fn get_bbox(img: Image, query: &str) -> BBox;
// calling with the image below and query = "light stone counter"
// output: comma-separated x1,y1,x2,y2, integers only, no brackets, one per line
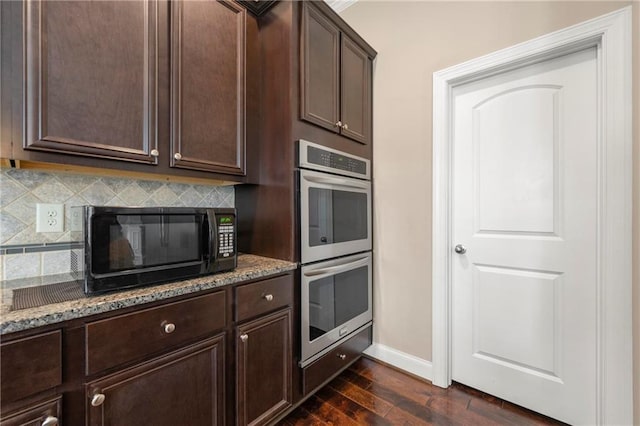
0,254,297,335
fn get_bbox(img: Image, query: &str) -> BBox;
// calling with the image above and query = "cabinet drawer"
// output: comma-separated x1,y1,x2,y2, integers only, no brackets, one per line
235,274,293,322
302,325,371,395
0,396,62,426
0,331,62,406
86,291,226,375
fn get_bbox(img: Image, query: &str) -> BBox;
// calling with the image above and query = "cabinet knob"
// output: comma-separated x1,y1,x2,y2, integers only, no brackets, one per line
335,121,343,128
91,393,106,407
337,353,347,360
263,294,274,302
240,333,249,343
150,149,159,157
174,152,182,161
342,123,349,130
162,321,176,334
42,416,59,426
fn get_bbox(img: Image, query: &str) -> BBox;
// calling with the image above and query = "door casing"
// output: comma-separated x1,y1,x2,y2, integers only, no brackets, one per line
431,7,632,425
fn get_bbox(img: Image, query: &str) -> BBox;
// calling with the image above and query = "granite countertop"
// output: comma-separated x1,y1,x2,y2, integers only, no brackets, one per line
0,254,297,335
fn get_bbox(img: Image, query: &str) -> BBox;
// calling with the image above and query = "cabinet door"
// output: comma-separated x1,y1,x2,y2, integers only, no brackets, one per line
340,35,371,145
236,309,292,426
300,2,340,133
0,397,61,426
23,0,158,163
171,0,246,175
87,336,225,426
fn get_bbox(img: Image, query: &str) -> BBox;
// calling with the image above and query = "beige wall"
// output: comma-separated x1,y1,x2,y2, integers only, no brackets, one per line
340,1,639,422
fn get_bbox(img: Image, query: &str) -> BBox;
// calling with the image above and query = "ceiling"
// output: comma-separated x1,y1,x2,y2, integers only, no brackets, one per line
324,0,358,13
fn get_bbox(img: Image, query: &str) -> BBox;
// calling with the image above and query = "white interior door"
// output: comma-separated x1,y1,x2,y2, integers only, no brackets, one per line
452,47,597,425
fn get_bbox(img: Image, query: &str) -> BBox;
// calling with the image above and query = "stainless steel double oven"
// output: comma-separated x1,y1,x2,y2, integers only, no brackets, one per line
298,140,373,367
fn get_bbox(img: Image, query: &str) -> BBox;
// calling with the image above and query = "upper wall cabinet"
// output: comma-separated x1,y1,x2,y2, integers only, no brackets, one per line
301,1,373,145
1,0,257,182
170,0,246,176
22,0,159,163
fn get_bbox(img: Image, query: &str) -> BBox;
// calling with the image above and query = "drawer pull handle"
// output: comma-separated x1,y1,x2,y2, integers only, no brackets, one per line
150,149,159,157
174,152,182,161
240,333,249,343
337,353,347,360
91,393,106,407
263,294,274,302
42,416,59,426
162,322,176,334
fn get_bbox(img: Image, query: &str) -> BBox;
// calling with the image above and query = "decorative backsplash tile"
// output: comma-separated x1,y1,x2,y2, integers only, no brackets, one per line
0,168,235,281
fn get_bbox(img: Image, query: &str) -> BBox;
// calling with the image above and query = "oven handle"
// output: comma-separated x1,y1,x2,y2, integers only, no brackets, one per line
303,255,370,278
302,173,370,190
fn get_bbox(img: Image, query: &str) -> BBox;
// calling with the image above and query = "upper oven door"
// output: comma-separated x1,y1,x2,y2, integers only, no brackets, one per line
300,169,372,264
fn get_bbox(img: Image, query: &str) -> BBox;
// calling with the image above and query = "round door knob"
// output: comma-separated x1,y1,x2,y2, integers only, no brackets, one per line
150,149,159,157
91,393,106,407
162,322,176,334
454,244,467,254
42,416,59,426
240,333,249,343
174,152,182,161
337,353,346,360
335,121,343,128
342,123,349,130
263,294,274,302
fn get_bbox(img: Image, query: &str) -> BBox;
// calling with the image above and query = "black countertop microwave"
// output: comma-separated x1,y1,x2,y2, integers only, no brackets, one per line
70,206,237,295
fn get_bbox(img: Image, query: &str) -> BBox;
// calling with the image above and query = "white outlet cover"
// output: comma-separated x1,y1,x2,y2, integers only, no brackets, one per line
36,203,65,233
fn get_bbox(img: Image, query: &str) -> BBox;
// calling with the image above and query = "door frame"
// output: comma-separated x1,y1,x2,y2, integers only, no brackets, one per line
431,7,632,425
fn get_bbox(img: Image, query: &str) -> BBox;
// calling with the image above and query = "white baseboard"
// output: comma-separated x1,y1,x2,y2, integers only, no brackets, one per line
363,343,433,381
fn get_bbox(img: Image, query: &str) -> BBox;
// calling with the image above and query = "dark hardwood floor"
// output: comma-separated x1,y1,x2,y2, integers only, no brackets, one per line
279,357,565,425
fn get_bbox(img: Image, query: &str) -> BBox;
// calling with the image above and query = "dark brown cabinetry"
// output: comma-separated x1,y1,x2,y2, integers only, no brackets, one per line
170,0,247,175
0,330,63,426
236,309,292,426
21,0,159,164
1,0,258,182
234,275,294,425
0,397,62,426
86,336,225,426
301,1,372,145
0,272,296,426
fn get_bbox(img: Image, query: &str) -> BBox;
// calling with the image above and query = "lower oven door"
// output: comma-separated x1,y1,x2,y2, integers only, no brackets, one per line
301,252,373,365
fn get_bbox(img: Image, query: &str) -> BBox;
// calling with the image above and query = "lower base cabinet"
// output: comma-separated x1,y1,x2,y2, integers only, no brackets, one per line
0,397,61,426
86,336,225,426
236,308,292,426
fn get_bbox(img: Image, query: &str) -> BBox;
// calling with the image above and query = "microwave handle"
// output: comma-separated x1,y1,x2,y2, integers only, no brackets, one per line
302,174,370,190
206,210,217,271
303,255,370,278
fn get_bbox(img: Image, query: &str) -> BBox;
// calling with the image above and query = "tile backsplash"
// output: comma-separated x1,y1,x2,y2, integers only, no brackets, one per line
0,168,235,281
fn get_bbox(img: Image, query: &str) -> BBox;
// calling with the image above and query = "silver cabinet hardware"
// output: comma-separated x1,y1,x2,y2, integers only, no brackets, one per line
240,334,249,343
42,416,59,426
335,121,343,128
454,244,467,254
162,322,176,334
174,152,182,161
336,353,346,360
263,294,274,302
150,149,159,157
342,123,349,130
91,393,106,407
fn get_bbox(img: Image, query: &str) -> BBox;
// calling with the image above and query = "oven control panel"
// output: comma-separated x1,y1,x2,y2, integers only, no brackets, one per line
299,139,370,180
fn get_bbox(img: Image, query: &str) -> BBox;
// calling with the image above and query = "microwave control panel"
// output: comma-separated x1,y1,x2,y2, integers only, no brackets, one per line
217,215,235,258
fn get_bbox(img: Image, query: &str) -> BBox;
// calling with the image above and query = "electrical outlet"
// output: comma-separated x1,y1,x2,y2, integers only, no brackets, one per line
36,203,65,233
